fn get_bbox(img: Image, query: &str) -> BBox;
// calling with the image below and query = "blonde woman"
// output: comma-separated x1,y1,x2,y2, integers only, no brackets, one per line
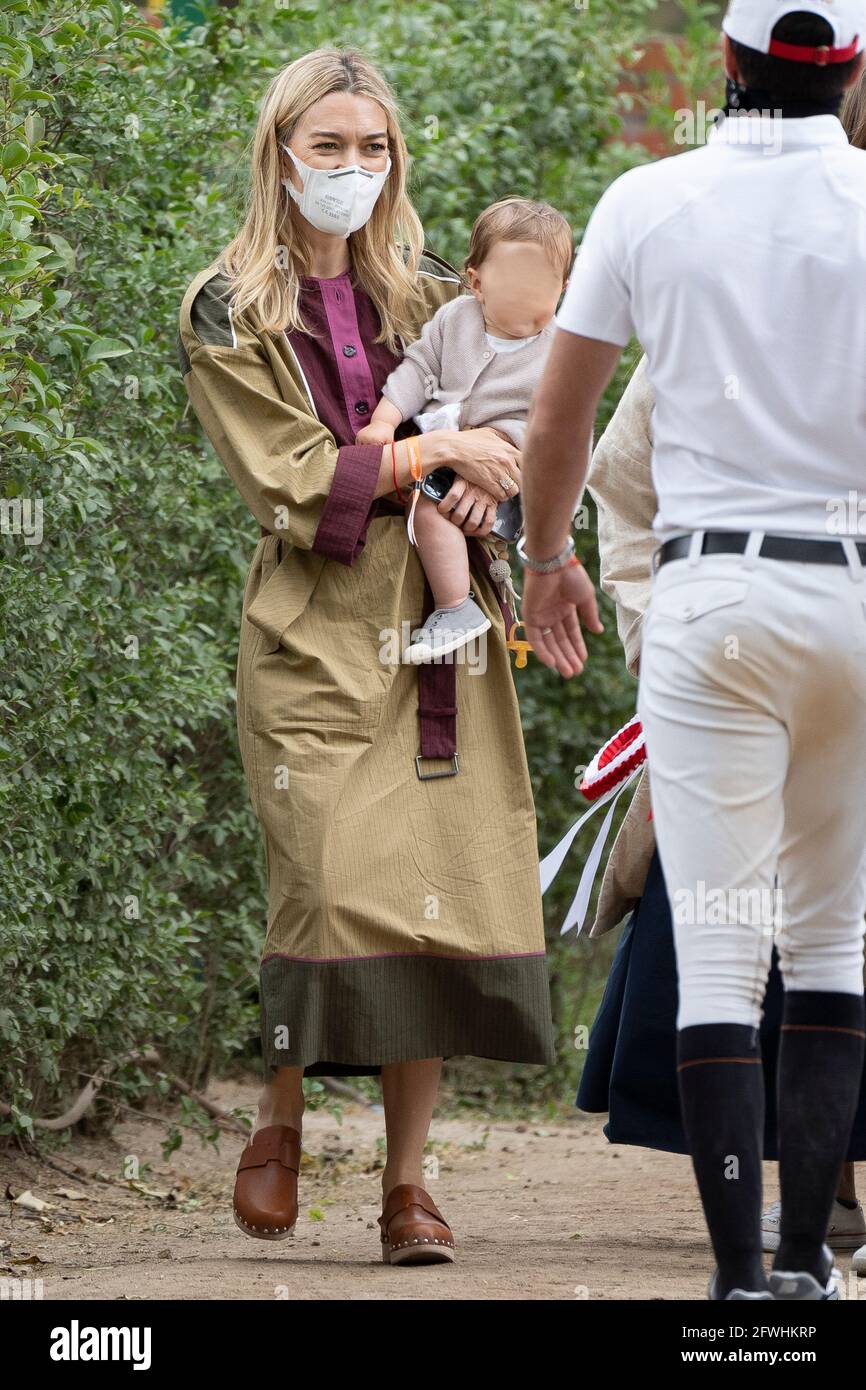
177,47,556,1265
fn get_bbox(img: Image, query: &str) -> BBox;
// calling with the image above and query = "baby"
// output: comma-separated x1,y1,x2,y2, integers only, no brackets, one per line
356,197,573,663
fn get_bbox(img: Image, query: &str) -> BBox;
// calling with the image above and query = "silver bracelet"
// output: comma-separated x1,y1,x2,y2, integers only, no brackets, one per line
515,533,576,573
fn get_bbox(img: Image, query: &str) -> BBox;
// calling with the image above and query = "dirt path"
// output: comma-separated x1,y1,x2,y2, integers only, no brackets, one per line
2,1078,862,1301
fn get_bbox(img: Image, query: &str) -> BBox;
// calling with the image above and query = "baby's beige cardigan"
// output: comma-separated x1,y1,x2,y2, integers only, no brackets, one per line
381,292,556,448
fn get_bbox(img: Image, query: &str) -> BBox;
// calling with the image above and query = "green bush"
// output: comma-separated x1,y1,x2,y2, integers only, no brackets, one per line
0,0,717,1135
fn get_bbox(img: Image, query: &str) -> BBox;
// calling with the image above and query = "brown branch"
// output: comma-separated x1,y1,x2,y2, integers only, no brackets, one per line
0,1049,160,1130
0,1049,252,1135
1,1054,372,1135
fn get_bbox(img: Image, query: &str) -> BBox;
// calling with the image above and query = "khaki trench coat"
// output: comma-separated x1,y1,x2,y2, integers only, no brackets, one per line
177,250,556,1076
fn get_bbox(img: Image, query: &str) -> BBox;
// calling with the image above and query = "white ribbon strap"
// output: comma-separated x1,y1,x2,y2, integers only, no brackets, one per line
406,486,421,548
538,766,643,937
558,784,632,936
539,767,640,895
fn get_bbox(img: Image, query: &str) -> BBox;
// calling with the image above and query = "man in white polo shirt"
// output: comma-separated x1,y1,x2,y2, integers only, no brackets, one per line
518,1,866,1299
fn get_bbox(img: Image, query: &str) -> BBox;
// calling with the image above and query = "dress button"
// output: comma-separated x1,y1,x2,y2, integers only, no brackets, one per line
681,604,694,619
343,344,357,357
483,350,491,359
354,400,369,415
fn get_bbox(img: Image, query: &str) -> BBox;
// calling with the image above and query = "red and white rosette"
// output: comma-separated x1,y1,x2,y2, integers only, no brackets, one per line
580,715,645,803
539,715,646,936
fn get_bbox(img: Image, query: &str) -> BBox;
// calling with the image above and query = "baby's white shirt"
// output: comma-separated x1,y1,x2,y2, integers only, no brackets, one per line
483,330,540,354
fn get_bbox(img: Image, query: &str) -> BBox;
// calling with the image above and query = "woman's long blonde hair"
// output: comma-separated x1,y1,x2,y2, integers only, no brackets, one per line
221,47,427,351
842,67,866,150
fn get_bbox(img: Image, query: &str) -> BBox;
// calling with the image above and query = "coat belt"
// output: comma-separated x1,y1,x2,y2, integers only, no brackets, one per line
262,498,516,780
417,536,515,776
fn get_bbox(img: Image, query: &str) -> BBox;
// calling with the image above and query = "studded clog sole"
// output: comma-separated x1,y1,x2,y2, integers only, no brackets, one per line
232,1207,296,1241
381,1232,456,1265
378,1183,456,1266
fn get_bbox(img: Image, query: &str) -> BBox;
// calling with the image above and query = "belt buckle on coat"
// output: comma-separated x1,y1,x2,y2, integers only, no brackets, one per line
415,752,460,780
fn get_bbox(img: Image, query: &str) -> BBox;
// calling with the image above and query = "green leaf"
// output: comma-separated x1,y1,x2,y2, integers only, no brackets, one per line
23,114,44,146
85,337,132,363
1,141,29,169
0,417,50,438
45,233,76,270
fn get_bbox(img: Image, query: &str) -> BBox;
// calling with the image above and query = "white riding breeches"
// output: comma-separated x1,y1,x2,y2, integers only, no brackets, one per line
637,536,866,1030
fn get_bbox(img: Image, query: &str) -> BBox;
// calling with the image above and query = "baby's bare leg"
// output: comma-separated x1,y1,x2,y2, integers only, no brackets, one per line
409,492,470,608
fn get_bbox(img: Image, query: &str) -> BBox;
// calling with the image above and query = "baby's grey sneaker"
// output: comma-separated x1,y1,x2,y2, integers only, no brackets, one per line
404,592,491,664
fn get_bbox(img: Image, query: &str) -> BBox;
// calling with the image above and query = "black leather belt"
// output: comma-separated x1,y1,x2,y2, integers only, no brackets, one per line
654,531,866,572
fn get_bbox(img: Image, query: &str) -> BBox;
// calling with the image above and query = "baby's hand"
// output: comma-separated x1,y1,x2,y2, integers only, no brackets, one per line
356,419,396,446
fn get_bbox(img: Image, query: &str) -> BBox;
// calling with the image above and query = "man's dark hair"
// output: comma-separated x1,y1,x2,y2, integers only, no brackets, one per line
730,11,860,102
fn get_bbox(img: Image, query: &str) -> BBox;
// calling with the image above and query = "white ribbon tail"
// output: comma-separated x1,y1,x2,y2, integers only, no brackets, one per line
406,486,420,547
559,788,627,937
538,775,628,894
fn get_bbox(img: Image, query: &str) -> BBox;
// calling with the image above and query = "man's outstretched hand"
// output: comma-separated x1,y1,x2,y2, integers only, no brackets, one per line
521,562,604,678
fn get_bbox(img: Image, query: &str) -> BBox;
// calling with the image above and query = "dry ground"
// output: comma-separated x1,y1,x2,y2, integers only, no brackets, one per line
2,1077,863,1301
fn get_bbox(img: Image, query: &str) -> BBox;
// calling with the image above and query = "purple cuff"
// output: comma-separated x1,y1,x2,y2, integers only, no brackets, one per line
311,444,383,566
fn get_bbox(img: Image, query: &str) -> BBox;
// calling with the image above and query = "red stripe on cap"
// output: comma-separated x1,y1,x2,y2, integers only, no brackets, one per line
767,35,860,66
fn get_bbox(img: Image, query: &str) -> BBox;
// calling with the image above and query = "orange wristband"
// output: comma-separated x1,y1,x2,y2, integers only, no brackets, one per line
404,438,425,549
406,436,423,485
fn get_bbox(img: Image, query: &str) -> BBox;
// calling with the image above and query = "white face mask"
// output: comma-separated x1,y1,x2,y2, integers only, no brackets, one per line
280,144,391,238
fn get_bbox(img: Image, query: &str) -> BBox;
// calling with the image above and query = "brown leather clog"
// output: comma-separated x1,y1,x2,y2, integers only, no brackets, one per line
378,1183,456,1265
232,1123,300,1240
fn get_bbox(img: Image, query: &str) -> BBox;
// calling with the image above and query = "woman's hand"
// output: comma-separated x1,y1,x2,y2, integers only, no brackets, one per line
436,478,500,537
437,427,522,505
521,563,604,678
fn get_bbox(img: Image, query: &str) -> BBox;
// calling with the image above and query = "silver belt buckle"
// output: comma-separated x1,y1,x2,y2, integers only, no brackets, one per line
415,752,460,780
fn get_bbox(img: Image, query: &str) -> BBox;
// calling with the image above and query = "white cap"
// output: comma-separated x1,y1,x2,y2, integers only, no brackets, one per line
722,0,866,62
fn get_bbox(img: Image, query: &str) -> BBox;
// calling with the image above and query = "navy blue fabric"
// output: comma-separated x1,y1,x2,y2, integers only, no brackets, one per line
577,847,866,1159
